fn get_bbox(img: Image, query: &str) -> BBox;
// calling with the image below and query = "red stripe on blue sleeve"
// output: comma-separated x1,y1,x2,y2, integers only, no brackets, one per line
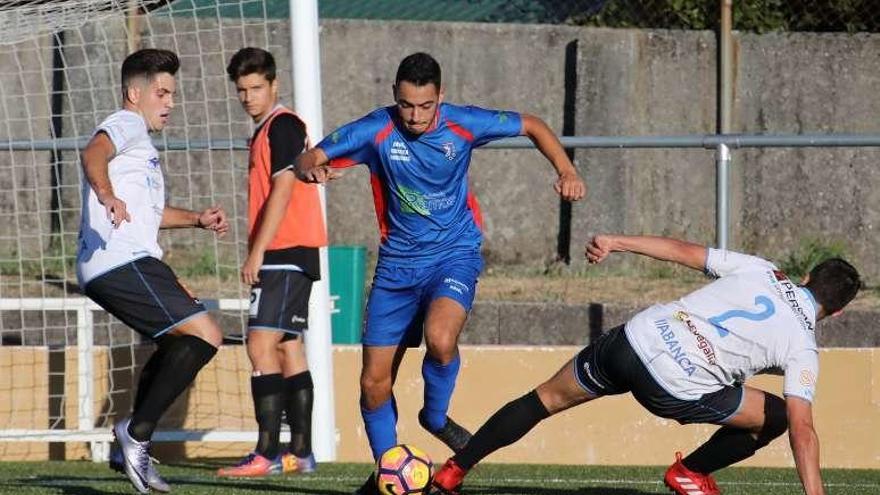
373,121,394,146
329,157,359,169
445,119,474,142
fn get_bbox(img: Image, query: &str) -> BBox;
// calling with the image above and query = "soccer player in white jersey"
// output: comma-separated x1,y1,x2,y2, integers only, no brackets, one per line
76,48,230,494
430,234,861,495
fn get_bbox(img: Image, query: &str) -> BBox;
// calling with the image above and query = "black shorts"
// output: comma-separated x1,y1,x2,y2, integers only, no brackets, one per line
248,269,313,340
573,325,744,425
83,257,207,339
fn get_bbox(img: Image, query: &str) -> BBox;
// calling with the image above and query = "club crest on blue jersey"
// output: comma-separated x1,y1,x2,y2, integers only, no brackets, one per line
442,142,456,160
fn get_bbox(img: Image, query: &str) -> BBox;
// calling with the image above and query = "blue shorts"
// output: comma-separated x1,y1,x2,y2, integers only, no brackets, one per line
362,256,483,347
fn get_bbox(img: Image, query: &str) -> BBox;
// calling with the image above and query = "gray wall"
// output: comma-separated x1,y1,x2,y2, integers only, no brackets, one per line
320,21,579,267
1,18,878,285
319,21,880,281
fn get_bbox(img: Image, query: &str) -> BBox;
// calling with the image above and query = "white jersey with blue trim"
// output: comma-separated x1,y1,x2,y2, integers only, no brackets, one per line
76,110,165,285
624,248,819,402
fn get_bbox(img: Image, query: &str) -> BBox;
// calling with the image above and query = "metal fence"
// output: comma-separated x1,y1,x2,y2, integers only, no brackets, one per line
5,132,880,252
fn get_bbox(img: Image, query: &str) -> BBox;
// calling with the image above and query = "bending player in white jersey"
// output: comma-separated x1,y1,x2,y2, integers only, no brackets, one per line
76,48,229,494
430,234,860,495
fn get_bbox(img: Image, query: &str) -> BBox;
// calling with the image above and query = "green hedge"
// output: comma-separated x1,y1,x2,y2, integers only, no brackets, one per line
551,0,879,33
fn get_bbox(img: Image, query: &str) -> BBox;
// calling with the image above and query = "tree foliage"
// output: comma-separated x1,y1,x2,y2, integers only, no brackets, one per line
497,0,879,32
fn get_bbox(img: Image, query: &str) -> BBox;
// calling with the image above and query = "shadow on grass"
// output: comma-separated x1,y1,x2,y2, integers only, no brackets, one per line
172,477,350,494
1,475,123,495
467,487,656,495
1,474,351,495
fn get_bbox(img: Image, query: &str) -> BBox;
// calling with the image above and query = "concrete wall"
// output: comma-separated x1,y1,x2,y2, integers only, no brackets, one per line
2,345,878,469
319,21,579,267
1,19,879,285
317,22,880,283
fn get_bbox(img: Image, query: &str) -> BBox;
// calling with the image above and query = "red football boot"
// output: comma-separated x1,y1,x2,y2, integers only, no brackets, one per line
663,452,721,495
430,458,468,495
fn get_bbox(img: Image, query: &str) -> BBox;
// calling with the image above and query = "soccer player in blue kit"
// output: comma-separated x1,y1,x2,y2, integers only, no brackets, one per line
295,52,586,494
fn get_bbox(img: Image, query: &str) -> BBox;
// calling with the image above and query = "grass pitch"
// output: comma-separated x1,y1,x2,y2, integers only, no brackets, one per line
0,460,878,494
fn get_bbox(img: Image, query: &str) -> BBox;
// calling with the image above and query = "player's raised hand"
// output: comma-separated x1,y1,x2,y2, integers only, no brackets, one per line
240,251,263,286
99,193,131,228
554,171,586,202
198,205,229,237
586,235,615,264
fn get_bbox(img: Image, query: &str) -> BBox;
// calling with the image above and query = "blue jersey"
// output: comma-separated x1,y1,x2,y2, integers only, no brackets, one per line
318,103,522,266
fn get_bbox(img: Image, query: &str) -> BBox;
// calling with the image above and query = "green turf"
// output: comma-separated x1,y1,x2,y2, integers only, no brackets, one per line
0,460,878,494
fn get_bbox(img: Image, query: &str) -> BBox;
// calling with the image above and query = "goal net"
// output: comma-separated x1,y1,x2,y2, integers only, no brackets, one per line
0,0,327,461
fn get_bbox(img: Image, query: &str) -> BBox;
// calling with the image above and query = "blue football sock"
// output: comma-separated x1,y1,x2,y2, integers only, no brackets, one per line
361,396,398,461
421,353,461,432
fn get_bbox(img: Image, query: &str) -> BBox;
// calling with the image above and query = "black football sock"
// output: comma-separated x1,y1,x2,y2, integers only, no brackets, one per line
132,335,172,413
284,371,314,458
253,373,285,459
682,426,759,474
129,335,217,442
453,389,549,470
683,395,787,474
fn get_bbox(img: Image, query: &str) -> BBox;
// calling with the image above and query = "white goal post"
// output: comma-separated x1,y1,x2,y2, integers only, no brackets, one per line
0,0,335,462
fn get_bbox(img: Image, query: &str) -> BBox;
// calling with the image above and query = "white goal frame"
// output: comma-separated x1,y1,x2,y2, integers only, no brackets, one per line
0,297,301,462
0,0,335,463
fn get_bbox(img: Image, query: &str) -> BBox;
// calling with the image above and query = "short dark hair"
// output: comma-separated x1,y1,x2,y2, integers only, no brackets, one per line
121,48,179,92
395,52,441,89
805,257,861,314
226,47,276,82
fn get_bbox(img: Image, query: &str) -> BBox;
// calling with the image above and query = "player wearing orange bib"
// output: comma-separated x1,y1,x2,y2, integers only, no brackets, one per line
217,47,326,478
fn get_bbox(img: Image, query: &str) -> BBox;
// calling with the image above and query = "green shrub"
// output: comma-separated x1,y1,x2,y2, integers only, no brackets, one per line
779,238,848,280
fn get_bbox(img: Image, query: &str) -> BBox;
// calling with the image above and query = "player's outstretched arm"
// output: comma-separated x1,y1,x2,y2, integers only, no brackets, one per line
520,114,585,202
160,205,229,237
787,396,825,495
81,132,130,228
585,234,707,271
294,147,342,183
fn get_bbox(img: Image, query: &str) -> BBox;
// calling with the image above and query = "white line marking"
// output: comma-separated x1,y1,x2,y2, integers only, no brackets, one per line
29,473,880,490
222,474,878,489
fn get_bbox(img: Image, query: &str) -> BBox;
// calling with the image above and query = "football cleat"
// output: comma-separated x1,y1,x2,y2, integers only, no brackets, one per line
418,409,472,454
280,451,316,474
664,452,721,495
110,442,171,492
112,417,152,494
429,458,467,495
216,452,282,477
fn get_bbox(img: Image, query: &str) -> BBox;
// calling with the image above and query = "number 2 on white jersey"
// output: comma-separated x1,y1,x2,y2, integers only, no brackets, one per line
708,295,775,337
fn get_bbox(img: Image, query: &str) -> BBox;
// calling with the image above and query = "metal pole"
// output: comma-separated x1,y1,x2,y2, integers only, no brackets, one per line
290,0,336,462
126,0,142,53
716,143,730,250
75,304,102,461
720,0,733,134
717,0,733,249
6,134,880,152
